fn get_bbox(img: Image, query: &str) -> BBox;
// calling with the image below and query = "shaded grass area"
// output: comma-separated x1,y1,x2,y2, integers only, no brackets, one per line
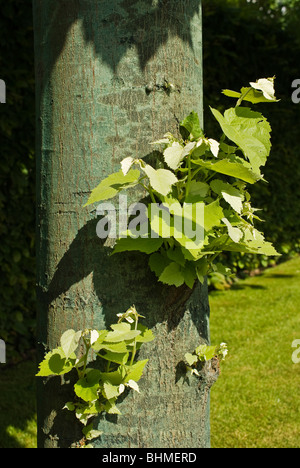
0,257,299,448
209,256,300,448
0,359,37,448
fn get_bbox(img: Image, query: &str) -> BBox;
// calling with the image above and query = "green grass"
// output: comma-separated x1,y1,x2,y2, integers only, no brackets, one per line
209,255,300,448
0,360,37,448
1,257,299,448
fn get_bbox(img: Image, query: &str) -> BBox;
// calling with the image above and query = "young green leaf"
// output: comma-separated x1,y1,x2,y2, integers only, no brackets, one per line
195,344,217,361
210,107,271,173
217,342,229,361
249,77,278,101
84,169,140,206
195,258,208,284
213,262,232,276
242,228,280,256
112,236,164,255
181,262,197,289
180,111,203,140
63,402,75,412
82,424,103,441
123,359,149,384
208,138,220,158
105,322,141,343
204,200,224,233
103,399,122,415
191,157,261,184
222,217,243,243
210,179,244,214
126,380,140,393
163,142,185,170
121,157,135,176
90,330,100,345
148,203,174,239
75,407,91,426
166,247,186,267
90,330,108,352
222,77,278,104
74,369,101,402
36,347,76,377
175,234,204,260
158,262,185,287
191,138,210,158
135,324,155,344
185,352,198,366
100,368,124,386
60,329,82,359
102,381,121,400
100,350,129,365
151,137,171,145
185,180,209,203
223,87,277,105
222,89,243,99
149,252,172,277
142,165,178,196
95,341,128,354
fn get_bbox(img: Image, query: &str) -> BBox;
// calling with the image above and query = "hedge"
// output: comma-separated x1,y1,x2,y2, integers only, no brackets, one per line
0,1,36,358
202,0,300,288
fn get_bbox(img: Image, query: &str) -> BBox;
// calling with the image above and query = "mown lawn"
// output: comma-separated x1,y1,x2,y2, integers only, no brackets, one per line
209,255,300,448
0,256,299,448
0,359,37,448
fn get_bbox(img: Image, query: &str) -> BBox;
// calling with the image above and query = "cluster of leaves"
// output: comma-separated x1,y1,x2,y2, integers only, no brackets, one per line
85,78,279,289
36,306,154,448
185,342,228,377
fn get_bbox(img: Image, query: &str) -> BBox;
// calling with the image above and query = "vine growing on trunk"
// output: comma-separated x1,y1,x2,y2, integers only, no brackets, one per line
37,306,154,447
37,78,279,447
85,77,280,289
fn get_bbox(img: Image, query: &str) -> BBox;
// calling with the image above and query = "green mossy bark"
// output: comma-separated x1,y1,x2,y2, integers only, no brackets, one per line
33,0,217,448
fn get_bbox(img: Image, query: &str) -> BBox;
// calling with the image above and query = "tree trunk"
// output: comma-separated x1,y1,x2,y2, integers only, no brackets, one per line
33,0,217,448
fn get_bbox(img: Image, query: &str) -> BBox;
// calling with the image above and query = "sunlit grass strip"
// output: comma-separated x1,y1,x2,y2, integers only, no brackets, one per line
209,256,300,448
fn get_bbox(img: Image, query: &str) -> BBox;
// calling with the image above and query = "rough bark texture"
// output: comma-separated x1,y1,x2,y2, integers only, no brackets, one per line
33,0,217,449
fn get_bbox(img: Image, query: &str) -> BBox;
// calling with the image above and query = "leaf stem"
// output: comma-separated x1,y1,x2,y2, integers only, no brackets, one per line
140,181,157,204
148,186,157,204
236,88,251,107
80,336,90,378
129,315,139,367
205,172,216,184
208,236,230,268
191,166,203,180
185,155,192,198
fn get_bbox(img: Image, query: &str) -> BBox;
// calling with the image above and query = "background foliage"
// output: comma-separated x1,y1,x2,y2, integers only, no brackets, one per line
0,0,300,357
202,0,300,288
0,1,35,358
